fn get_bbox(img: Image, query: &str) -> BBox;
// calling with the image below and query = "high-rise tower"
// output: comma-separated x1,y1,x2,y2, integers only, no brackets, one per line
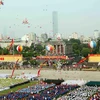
94,30,100,39
52,11,58,37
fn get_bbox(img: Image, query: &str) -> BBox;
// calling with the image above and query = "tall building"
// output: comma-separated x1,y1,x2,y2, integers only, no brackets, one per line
52,11,58,37
94,30,100,40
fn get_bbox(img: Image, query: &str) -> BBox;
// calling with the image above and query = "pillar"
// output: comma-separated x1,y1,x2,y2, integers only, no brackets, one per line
58,45,60,55
54,45,56,55
61,45,64,54
59,45,61,54
63,44,65,55
56,45,58,55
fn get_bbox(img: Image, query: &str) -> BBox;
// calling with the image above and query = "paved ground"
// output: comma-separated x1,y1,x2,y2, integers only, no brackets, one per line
0,69,100,81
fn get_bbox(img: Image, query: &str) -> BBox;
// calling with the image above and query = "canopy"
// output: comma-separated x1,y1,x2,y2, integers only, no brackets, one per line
61,79,87,86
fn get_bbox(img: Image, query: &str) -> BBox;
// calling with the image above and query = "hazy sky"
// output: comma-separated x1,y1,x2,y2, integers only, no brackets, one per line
0,0,100,38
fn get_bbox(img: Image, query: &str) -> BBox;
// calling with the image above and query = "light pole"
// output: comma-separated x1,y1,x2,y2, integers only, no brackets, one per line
98,40,100,53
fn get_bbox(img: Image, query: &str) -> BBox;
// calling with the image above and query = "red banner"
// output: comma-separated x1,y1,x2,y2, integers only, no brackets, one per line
36,56,68,59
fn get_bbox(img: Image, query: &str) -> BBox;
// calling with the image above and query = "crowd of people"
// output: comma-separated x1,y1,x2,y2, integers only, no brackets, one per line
57,85,100,100
0,80,100,100
0,83,79,100
18,83,55,94
89,89,100,100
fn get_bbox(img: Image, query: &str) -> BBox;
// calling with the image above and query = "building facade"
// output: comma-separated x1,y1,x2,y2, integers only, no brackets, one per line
0,39,32,48
45,40,73,55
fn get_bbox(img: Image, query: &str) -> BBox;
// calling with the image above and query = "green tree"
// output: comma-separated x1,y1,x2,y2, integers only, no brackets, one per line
72,43,81,55
47,38,52,42
63,39,69,44
30,60,39,66
72,43,79,50
70,38,81,44
0,47,3,55
81,47,90,57
2,48,9,55
23,60,29,65
95,39,100,53
74,49,80,55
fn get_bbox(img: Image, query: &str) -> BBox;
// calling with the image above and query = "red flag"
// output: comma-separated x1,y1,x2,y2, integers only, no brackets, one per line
11,59,19,78
75,55,90,67
37,60,47,76
37,69,41,77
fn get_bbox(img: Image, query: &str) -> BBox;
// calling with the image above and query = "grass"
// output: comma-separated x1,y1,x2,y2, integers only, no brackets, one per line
0,78,27,88
0,80,38,96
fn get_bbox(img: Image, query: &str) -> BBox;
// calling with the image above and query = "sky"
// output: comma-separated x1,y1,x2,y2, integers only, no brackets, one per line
0,0,100,38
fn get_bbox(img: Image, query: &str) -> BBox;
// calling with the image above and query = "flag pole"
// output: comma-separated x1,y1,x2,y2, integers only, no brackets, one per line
13,39,14,55
12,39,15,78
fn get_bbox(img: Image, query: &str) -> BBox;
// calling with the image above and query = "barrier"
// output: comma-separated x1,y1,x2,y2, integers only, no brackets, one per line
43,79,64,85
10,80,30,88
0,80,30,91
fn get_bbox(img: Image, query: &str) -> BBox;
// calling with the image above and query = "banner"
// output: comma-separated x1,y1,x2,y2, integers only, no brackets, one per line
0,55,23,62
88,54,100,62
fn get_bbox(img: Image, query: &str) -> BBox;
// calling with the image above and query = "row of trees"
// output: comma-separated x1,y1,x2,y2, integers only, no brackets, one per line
0,38,100,66
63,38,100,57
0,43,46,66
0,43,45,56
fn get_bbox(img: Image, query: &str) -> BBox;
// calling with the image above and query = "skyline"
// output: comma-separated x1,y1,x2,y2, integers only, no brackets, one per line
0,0,100,38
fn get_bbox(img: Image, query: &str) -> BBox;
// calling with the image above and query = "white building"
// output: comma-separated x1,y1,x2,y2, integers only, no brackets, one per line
0,33,36,48
29,32,36,42
71,32,78,39
82,36,93,44
41,33,48,42
79,35,84,43
94,30,100,40
21,33,36,42
21,34,29,41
